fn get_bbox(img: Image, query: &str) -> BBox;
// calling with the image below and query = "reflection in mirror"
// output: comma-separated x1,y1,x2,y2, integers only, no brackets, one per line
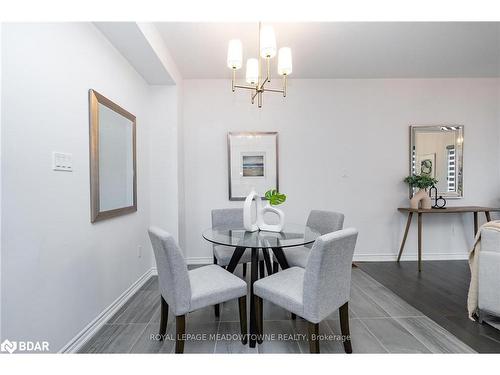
98,103,134,211
90,90,137,222
410,125,464,199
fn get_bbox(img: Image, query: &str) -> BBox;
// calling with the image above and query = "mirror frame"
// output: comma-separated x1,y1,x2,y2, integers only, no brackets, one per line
409,125,464,199
89,89,137,223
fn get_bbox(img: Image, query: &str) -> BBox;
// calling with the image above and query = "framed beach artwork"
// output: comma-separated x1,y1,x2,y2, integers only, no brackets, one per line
227,132,279,200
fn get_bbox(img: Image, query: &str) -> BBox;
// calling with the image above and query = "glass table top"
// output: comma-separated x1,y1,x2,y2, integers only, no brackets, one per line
202,223,321,249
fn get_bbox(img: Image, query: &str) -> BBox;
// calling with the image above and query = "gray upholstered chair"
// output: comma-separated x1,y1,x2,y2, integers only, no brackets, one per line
212,208,266,316
254,228,358,353
212,208,249,272
148,227,248,353
274,210,344,270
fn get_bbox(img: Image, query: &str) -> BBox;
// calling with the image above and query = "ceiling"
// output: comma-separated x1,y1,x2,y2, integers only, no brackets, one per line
155,22,500,79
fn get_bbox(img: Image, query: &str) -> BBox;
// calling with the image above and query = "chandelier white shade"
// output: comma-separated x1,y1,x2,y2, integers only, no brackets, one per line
227,22,292,108
245,58,259,84
278,47,292,75
227,39,243,69
259,25,277,58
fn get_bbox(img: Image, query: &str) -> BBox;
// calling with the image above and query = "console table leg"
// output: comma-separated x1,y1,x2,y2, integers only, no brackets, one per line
474,212,479,236
485,211,491,223
397,212,413,262
418,213,422,272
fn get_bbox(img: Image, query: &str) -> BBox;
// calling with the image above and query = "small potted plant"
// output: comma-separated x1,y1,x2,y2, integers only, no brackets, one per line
404,174,438,209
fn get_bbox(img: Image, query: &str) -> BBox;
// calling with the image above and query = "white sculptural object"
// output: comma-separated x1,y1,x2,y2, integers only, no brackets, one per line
243,190,285,233
243,190,261,232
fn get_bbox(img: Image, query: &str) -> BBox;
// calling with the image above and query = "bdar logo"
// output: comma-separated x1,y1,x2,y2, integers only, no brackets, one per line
1,339,17,354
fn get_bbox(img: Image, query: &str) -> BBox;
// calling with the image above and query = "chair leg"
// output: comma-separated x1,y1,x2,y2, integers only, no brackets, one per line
307,321,320,353
175,315,186,354
255,296,263,343
339,302,352,353
259,260,265,278
213,256,220,318
242,263,247,277
238,296,248,345
273,261,279,273
159,296,168,339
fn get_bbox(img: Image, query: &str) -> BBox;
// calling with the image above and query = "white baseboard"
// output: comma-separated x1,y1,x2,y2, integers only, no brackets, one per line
186,253,468,265
59,267,157,353
353,252,468,262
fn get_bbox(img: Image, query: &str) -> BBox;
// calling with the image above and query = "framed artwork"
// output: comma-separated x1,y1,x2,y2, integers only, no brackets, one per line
417,153,436,178
227,132,279,200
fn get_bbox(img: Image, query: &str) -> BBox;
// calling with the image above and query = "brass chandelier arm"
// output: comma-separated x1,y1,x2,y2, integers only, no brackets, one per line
258,57,271,91
234,84,257,90
263,88,284,93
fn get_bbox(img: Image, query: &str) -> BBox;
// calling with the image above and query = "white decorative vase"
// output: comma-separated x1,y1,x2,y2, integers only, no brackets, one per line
243,190,285,233
243,190,261,232
257,202,285,233
410,188,432,209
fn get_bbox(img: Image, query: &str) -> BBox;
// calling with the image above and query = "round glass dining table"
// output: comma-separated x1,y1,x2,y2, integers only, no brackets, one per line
202,223,321,347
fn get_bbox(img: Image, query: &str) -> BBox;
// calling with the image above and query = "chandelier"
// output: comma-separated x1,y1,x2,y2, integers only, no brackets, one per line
226,22,292,108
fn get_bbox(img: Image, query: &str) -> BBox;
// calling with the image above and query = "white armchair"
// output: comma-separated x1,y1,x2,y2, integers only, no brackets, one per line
478,227,500,322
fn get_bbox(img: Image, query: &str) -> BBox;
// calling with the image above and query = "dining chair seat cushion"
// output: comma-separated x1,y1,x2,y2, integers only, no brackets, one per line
188,265,247,312
277,246,310,268
254,267,305,317
214,245,262,266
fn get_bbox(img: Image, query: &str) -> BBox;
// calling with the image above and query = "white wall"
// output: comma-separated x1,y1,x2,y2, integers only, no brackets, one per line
0,23,3,342
149,85,179,235
1,23,178,351
180,78,500,263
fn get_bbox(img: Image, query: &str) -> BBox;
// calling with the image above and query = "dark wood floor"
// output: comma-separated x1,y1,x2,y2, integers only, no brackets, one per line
358,260,500,353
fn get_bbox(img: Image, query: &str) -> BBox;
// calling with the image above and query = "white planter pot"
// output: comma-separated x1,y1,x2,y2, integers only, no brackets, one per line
257,202,285,233
410,188,432,209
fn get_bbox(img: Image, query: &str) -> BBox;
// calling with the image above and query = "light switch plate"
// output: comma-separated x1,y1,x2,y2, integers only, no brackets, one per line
53,152,73,172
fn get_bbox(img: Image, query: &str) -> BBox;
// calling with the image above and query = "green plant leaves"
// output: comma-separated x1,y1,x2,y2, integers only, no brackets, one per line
265,189,287,206
404,174,438,189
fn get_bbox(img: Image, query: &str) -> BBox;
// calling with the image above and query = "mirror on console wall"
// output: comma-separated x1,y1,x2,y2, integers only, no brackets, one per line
409,125,464,199
89,89,137,223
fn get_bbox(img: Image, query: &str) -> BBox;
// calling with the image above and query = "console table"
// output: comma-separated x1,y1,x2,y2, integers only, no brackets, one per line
397,206,500,272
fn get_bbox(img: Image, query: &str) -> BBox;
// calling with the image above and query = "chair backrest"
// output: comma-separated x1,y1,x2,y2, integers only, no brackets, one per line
211,208,244,229
148,227,191,315
305,210,344,248
303,228,358,323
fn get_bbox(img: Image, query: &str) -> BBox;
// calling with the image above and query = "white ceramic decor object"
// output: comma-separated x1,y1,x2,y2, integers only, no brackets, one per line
257,202,285,233
243,190,261,232
410,188,432,209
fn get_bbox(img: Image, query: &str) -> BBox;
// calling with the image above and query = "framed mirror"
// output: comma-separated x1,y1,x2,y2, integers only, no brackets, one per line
409,125,464,199
89,90,136,223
